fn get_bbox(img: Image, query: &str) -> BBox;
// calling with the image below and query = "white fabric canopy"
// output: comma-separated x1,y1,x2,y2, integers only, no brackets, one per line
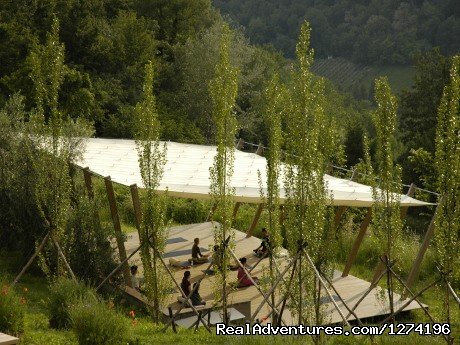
75,138,431,207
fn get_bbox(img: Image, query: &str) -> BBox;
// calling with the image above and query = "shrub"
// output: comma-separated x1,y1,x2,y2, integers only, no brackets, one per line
167,198,209,224
47,278,98,329
70,300,130,345
0,282,25,336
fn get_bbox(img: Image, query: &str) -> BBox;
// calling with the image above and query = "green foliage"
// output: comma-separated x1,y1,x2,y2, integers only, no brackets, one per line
433,55,460,322
47,278,98,329
70,300,130,345
208,22,239,314
399,49,452,186
371,77,403,262
0,282,25,336
134,61,169,321
213,0,459,64
167,198,209,225
283,21,336,327
25,17,93,278
262,74,284,250
64,191,117,285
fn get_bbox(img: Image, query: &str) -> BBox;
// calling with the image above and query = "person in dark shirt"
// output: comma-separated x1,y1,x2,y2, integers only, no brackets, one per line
190,282,206,306
253,228,270,257
181,270,192,297
179,271,206,306
190,237,209,264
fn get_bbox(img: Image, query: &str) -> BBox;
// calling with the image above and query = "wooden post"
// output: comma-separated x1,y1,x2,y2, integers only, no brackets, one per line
406,202,441,289
371,183,417,284
333,170,358,230
206,202,218,222
130,184,142,230
12,230,51,286
52,237,77,281
232,202,241,220
82,167,94,199
235,138,244,150
255,143,264,156
342,208,372,277
246,203,264,237
104,176,132,287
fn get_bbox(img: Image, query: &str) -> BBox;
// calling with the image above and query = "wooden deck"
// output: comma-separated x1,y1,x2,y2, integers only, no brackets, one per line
125,222,425,325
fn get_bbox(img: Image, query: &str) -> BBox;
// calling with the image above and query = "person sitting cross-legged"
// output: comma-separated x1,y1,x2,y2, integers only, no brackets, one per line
237,257,258,287
189,238,209,264
253,228,270,257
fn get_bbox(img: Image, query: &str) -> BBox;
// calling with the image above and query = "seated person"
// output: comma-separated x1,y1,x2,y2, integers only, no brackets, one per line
189,238,209,264
212,244,222,270
253,228,270,257
179,271,206,307
190,282,206,306
237,257,258,287
169,258,191,269
212,245,239,271
130,265,145,292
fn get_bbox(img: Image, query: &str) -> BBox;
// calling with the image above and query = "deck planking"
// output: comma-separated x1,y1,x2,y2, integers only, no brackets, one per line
124,222,426,325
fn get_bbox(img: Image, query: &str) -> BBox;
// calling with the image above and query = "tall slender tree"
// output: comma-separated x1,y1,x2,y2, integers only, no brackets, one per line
26,17,91,277
208,22,239,324
134,60,168,322
371,77,403,318
283,21,335,333
433,55,459,339
262,74,285,323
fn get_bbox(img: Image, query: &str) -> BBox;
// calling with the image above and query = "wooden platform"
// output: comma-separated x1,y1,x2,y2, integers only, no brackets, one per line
124,222,426,325
0,333,19,345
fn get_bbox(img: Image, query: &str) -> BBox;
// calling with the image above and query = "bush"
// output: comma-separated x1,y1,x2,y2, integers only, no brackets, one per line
0,282,25,336
167,198,209,224
47,278,98,329
70,300,130,345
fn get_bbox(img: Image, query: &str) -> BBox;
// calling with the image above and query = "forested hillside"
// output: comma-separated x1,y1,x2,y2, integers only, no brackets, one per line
0,0,457,192
0,0,368,147
213,0,459,64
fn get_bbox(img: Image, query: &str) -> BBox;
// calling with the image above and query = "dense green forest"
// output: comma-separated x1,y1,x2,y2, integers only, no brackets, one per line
0,0,457,192
213,0,459,64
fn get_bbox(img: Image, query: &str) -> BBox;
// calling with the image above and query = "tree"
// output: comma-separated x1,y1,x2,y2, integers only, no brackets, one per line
26,17,92,277
262,74,285,323
371,76,403,319
283,21,335,334
433,55,459,338
208,22,239,324
134,60,168,322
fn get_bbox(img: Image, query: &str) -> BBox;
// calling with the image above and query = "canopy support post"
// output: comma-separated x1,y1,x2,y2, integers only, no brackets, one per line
82,167,94,199
246,204,264,237
406,201,441,289
232,202,241,220
104,176,132,288
342,208,372,277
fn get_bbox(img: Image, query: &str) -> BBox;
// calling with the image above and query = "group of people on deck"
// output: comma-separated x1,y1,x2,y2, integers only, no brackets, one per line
130,228,271,305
